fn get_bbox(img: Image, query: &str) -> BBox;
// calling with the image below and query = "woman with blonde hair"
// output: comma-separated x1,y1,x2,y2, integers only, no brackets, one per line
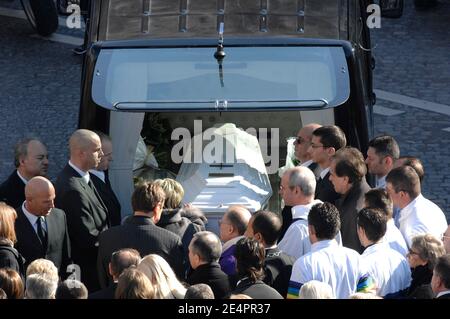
154,178,207,257
406,234,446,299
0,202,25,276
115,268,154,299
298,280,335,299
137,254,187,299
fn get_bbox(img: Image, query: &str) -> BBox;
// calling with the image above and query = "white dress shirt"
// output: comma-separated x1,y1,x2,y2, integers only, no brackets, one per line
375,175,387,189
289,239,368,299
398,194,448,248
68,161,90,184
16,170,28,185
361,242,411,297
319,167,330,180
22,202,47,234
89,169,105,183
300,159,313,168
383,219,408,256
278,200,322,260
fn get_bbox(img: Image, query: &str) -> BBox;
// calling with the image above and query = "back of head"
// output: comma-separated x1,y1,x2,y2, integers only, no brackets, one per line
55,280,88,299
131,182,166,214
312,125,347,151
357,208,388,243
190,231,222,263
153,178,184,209
333,147,367,184
368,135,400,160
0,268,24,299
364,189,393,218
396,156,425,183
251,210,282,246
434,254,450,290
110,248,141,278
349,292,382,299
0,288,7,299
184,284,215,299
298,280,334,299
25,273,58,299
137,254,186,299
115,268,154,299
287,166,316,197
229,293,253,299
0,202,17,243
224,205,252,236
386,166,421,199
308,203,341,240
26,259,59,283
411,234,446,270
234,237,265,282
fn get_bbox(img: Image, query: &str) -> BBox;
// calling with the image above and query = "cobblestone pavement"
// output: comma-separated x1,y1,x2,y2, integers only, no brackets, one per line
0,0,449,220
371,0,450,220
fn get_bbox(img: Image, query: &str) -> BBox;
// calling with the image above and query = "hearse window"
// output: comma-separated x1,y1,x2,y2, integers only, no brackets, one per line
92,46,349,111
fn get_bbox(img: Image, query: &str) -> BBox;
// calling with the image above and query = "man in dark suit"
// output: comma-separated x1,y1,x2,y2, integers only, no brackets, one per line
97,181,185,289
55,129,109,292
0,138,49,208
187,231,231,299
279,123,322,241
432,254,450,299
309,125,347,205
90,132,121,226
89,248,140,299
15,177,71,277
329,147,371,253
245,210,295,297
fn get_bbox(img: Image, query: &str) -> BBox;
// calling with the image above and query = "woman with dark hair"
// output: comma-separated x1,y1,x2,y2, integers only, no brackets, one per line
406,234,445,299
231,237,283,299
0,202,25,276
0,268,24,299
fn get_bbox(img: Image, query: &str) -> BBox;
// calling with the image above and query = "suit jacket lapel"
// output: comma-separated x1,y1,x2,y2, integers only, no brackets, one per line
17,207,45,252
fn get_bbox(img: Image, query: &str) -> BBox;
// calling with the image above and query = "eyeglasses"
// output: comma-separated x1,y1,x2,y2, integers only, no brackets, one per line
294,136,308,145
407,249,420,256
310,143,326,149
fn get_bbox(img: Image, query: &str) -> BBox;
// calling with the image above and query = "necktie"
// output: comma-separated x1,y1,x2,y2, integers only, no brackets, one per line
36,216,47,249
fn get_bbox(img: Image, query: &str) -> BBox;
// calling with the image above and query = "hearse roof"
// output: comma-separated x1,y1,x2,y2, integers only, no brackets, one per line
95,0,354,42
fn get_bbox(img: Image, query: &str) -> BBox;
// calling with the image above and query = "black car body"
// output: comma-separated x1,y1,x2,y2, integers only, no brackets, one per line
79,0,376,220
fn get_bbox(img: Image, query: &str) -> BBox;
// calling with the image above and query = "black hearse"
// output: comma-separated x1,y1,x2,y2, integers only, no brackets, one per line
79,0,377,221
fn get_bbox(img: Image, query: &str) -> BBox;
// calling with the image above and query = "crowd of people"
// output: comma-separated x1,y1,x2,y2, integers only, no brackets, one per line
0,125,449,299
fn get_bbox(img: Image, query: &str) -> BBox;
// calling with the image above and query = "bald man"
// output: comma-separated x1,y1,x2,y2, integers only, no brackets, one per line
219,205,252,276
280,124,322,241
55,129,109,291
294,123,322,178
15,177,71,276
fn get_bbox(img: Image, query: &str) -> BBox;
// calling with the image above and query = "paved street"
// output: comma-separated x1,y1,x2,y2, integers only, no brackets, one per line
0,0,449,220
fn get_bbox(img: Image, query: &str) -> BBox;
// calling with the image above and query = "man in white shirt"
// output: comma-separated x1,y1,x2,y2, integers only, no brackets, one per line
365,135,399,189
288,203,374,299
364,189,408,256
431,254,450,299
357,208,411,297
386,166,448,248
278,166,322,260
